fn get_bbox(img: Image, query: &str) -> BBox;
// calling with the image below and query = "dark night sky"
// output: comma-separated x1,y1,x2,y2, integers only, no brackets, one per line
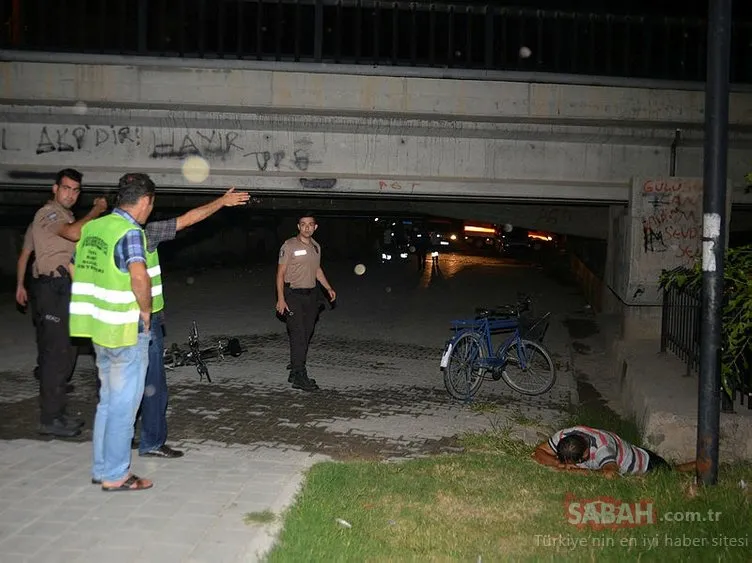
434,1,749,20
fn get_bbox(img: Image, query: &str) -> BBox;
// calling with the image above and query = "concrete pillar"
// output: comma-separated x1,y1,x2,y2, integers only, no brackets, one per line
607,177,706,339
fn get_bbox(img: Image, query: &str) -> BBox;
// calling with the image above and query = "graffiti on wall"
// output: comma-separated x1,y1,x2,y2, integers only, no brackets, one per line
639,179,702,266
0,125,314,172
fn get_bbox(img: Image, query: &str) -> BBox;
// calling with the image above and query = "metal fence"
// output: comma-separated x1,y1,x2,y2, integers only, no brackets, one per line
661,283,752,410
660,283,701,378
2,0,752,83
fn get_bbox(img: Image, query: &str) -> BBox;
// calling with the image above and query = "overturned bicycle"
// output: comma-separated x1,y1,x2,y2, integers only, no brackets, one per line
163,321,242,383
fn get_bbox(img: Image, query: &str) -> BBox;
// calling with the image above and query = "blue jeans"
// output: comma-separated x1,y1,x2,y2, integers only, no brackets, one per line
92,333,149,482
139,317,168,454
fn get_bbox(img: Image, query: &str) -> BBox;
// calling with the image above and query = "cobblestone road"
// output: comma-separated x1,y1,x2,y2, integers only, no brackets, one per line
0,252,585,459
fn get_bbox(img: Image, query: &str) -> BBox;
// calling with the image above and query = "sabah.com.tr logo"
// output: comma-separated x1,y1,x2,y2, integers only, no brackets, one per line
565,494,655,530
563,494,722,530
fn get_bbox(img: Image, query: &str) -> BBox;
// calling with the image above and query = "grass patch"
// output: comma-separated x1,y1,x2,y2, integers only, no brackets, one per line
268,452,752,562
509,408,543,427
244,510,276,525
458,427,535,458
470,401,501,414
267,404,752,562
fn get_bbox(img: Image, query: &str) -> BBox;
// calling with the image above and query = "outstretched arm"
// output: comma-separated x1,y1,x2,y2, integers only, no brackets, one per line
175,188,250,232
57,197,108,242
532,442,617,477
532,442,560,467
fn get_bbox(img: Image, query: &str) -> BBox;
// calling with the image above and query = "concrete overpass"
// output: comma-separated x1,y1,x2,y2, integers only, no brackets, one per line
1,52,752,240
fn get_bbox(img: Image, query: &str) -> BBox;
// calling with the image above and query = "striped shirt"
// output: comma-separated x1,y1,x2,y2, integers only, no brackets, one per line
549,426,651,475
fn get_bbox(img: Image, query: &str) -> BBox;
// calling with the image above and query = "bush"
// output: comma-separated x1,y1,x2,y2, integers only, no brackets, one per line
659,245,752,398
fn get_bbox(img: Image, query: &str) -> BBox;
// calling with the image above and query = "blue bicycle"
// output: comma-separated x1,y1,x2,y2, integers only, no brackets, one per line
440,297,556,400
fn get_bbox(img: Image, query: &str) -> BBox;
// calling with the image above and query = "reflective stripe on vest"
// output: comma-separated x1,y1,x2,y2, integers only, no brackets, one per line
146,251,164,313
69,213,146,348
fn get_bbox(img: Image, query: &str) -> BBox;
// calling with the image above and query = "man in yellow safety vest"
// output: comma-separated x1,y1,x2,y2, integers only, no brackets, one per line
70,173,156,492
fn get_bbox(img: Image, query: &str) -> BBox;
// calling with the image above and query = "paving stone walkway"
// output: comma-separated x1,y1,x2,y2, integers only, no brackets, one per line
0,253,588,561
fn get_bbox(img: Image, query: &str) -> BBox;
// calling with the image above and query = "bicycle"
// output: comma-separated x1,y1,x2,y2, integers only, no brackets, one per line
439,297,556,400
163,321,243,383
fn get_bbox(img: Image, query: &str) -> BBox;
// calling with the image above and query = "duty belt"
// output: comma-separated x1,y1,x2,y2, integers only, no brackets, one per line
35,266,71,284
284,283,315,295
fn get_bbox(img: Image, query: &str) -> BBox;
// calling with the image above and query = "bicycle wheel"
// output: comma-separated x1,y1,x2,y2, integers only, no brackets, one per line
500,339,556,395
443,332,486,400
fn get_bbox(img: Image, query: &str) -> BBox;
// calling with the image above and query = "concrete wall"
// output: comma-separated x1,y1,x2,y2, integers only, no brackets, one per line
2,55,752,220
620,177,707,306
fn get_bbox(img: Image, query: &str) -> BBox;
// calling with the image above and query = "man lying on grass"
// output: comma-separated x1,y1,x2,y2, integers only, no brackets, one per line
533,425,695,478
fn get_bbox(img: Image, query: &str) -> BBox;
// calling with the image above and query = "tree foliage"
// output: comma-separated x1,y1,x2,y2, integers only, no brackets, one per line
659,245,752,398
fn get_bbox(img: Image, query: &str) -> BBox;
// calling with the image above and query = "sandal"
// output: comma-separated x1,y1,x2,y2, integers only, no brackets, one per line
101,474,153,492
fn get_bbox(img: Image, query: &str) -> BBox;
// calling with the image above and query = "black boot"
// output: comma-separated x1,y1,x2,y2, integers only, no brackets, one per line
38,418,82,438
300,368,319,389
288,366,318,388
290,370,317,392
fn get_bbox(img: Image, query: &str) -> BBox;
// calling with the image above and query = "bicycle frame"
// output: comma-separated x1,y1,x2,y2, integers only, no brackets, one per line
441,300,556,400
446,317,530,371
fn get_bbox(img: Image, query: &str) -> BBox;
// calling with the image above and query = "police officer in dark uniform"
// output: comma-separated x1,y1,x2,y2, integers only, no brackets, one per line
25,169,107,437
275,213,336,392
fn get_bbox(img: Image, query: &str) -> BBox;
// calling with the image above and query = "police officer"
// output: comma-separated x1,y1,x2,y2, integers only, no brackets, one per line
275,213,336,392
28,168,107,437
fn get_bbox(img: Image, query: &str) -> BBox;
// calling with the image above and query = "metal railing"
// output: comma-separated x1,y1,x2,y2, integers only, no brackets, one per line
660,281,752,410
660,282,701,377
2,1,751,83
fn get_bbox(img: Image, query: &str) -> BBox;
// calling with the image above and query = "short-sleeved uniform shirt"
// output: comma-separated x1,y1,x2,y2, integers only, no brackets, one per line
22,224,33,253
548,425,650,475
278,236,320,289
30,201,75,278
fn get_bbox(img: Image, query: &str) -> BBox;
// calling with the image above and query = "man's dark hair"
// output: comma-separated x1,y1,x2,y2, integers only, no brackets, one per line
298,211,317,223
55,168,83,186
556,434,589,464
116,173,156,207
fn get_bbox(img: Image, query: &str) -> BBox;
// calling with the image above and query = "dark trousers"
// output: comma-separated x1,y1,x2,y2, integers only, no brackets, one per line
645,448,672,472
284,287,319,373
35,276,78,424
138,316,168,453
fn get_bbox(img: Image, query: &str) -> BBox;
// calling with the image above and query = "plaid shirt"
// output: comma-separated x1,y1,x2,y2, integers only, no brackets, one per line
144,218,177,325
145,218,177,253
112,209,146,272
